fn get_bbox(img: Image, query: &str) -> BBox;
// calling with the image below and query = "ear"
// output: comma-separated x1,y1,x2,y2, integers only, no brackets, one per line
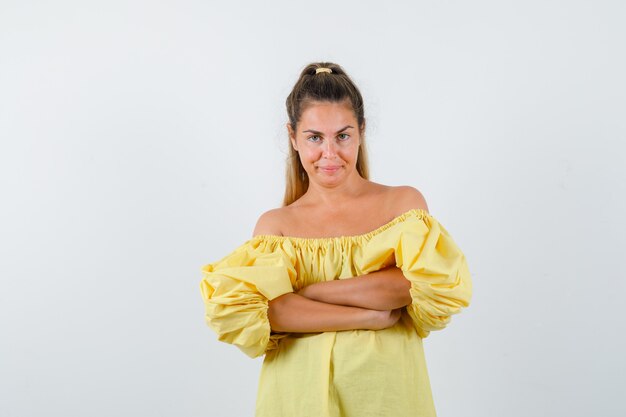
287,123,298,151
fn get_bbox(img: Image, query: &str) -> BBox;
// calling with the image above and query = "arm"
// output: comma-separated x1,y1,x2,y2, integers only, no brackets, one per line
253,211,404,333
291,182,429,311
267,292,395,333
296,266,412,311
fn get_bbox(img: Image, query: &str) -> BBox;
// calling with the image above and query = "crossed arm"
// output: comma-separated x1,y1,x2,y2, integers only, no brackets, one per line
267,266,412,333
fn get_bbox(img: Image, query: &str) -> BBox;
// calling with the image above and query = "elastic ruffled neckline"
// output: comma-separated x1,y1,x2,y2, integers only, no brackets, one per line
253,208,431,244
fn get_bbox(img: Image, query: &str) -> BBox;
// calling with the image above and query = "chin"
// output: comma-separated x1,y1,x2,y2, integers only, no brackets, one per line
317,171,349,185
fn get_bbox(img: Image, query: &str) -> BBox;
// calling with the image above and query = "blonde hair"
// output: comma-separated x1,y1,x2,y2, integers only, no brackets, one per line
283,62,370,206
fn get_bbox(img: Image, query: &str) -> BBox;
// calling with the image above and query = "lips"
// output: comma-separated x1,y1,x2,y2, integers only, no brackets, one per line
319,165,341,172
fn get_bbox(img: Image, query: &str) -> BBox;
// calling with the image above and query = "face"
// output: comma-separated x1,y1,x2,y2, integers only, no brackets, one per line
287,100,362,187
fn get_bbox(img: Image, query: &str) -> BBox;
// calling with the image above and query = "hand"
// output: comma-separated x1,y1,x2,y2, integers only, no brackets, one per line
363,308,402,330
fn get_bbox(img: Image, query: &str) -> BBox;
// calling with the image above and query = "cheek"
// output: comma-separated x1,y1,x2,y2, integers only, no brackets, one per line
300,146,321,158
340,143,359,157
298,149,318,164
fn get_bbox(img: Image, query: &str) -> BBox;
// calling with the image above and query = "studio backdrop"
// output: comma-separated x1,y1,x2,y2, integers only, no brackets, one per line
1,1,624,416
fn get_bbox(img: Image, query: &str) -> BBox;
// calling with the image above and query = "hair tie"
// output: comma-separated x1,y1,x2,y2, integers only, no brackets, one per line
315,67,332,74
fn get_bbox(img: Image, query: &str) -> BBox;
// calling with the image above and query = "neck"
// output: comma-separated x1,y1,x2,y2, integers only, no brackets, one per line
300,172,369,210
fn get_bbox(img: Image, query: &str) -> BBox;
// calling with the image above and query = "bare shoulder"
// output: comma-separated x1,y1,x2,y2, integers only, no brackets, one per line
388,185,429,215
252,208,285,237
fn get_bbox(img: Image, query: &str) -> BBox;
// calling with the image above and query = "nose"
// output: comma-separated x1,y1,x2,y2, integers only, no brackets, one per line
322,139,338,158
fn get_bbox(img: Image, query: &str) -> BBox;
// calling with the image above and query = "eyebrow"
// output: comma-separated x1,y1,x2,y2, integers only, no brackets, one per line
302,125,354,134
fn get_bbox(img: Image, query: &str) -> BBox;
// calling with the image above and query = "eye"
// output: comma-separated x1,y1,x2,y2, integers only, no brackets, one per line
307,135,321,142
338,133,350,140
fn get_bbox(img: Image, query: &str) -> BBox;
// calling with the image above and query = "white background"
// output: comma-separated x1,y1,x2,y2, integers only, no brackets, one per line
1,1,625,416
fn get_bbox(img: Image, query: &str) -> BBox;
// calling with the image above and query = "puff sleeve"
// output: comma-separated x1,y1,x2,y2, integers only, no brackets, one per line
394,213,473,338
199,238,296,358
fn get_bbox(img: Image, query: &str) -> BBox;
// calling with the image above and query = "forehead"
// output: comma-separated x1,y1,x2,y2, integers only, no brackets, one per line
299,100,356,127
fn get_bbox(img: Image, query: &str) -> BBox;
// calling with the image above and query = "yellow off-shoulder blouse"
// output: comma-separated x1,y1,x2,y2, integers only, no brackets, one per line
199,208,472,417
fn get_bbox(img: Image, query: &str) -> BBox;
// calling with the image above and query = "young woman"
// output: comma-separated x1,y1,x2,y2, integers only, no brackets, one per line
200,62,473,417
